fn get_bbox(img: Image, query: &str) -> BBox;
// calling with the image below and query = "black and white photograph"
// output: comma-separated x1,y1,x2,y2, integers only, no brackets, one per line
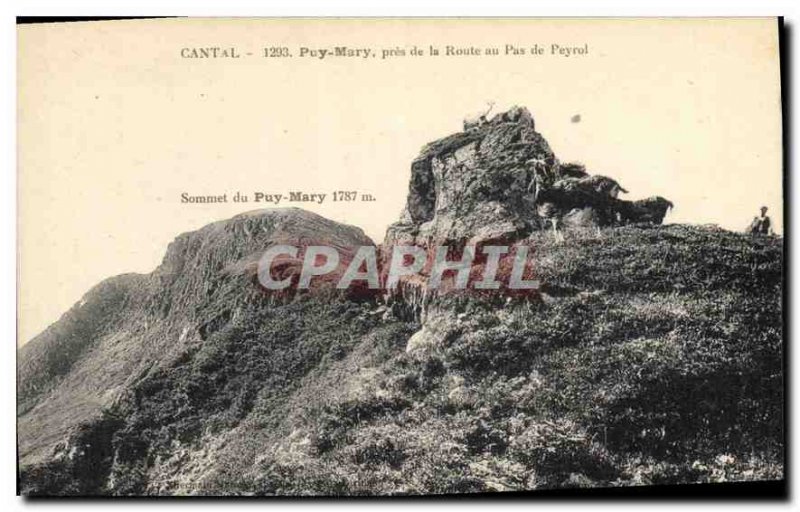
9,12,792,503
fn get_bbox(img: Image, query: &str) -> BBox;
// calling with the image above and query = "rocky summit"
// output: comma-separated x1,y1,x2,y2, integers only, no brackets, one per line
381,106,673,314
18,108,782,496
386,105,671,249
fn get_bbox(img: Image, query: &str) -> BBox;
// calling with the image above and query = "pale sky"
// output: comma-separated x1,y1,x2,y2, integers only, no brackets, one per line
18,18,783,344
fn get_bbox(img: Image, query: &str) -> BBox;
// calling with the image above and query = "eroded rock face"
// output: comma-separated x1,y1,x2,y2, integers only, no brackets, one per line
389,106,556,247
381,106,673,316
389,106,673,248
381,108,561,313
380,107,558,312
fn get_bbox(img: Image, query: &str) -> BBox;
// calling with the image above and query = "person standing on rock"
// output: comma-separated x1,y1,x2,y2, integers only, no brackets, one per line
748,206,773,236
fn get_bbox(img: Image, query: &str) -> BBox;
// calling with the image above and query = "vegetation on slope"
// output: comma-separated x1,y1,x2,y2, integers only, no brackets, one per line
19,225,783,495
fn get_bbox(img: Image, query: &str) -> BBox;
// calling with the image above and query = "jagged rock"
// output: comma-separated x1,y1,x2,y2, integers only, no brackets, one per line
387,106,668,254
388,106,557,247
382,107,562,308
381,106,675,309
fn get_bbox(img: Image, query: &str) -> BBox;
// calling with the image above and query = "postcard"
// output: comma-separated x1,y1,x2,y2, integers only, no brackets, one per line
17,17,784,497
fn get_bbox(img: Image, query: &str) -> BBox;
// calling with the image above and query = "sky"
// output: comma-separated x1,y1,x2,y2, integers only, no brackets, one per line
17,18,783,344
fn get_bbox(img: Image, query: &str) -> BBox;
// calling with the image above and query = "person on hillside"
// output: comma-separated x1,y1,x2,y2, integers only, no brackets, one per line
748,206,773,236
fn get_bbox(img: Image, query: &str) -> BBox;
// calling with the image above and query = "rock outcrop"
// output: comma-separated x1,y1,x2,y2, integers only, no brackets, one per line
381,106,673,315
386,106,555,249
387,106,672,245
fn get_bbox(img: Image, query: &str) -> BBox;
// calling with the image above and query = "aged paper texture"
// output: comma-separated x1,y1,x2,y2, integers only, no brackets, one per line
17,18,783,497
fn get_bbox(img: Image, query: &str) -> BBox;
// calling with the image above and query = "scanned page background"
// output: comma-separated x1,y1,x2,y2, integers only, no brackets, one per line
17,18,782,345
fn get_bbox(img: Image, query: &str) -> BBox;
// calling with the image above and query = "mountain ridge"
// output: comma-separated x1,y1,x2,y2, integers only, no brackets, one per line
17,107,783,495
18,207,375,469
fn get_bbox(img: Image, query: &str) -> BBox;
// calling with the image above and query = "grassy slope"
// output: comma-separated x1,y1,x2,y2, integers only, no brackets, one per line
20,224,784,495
